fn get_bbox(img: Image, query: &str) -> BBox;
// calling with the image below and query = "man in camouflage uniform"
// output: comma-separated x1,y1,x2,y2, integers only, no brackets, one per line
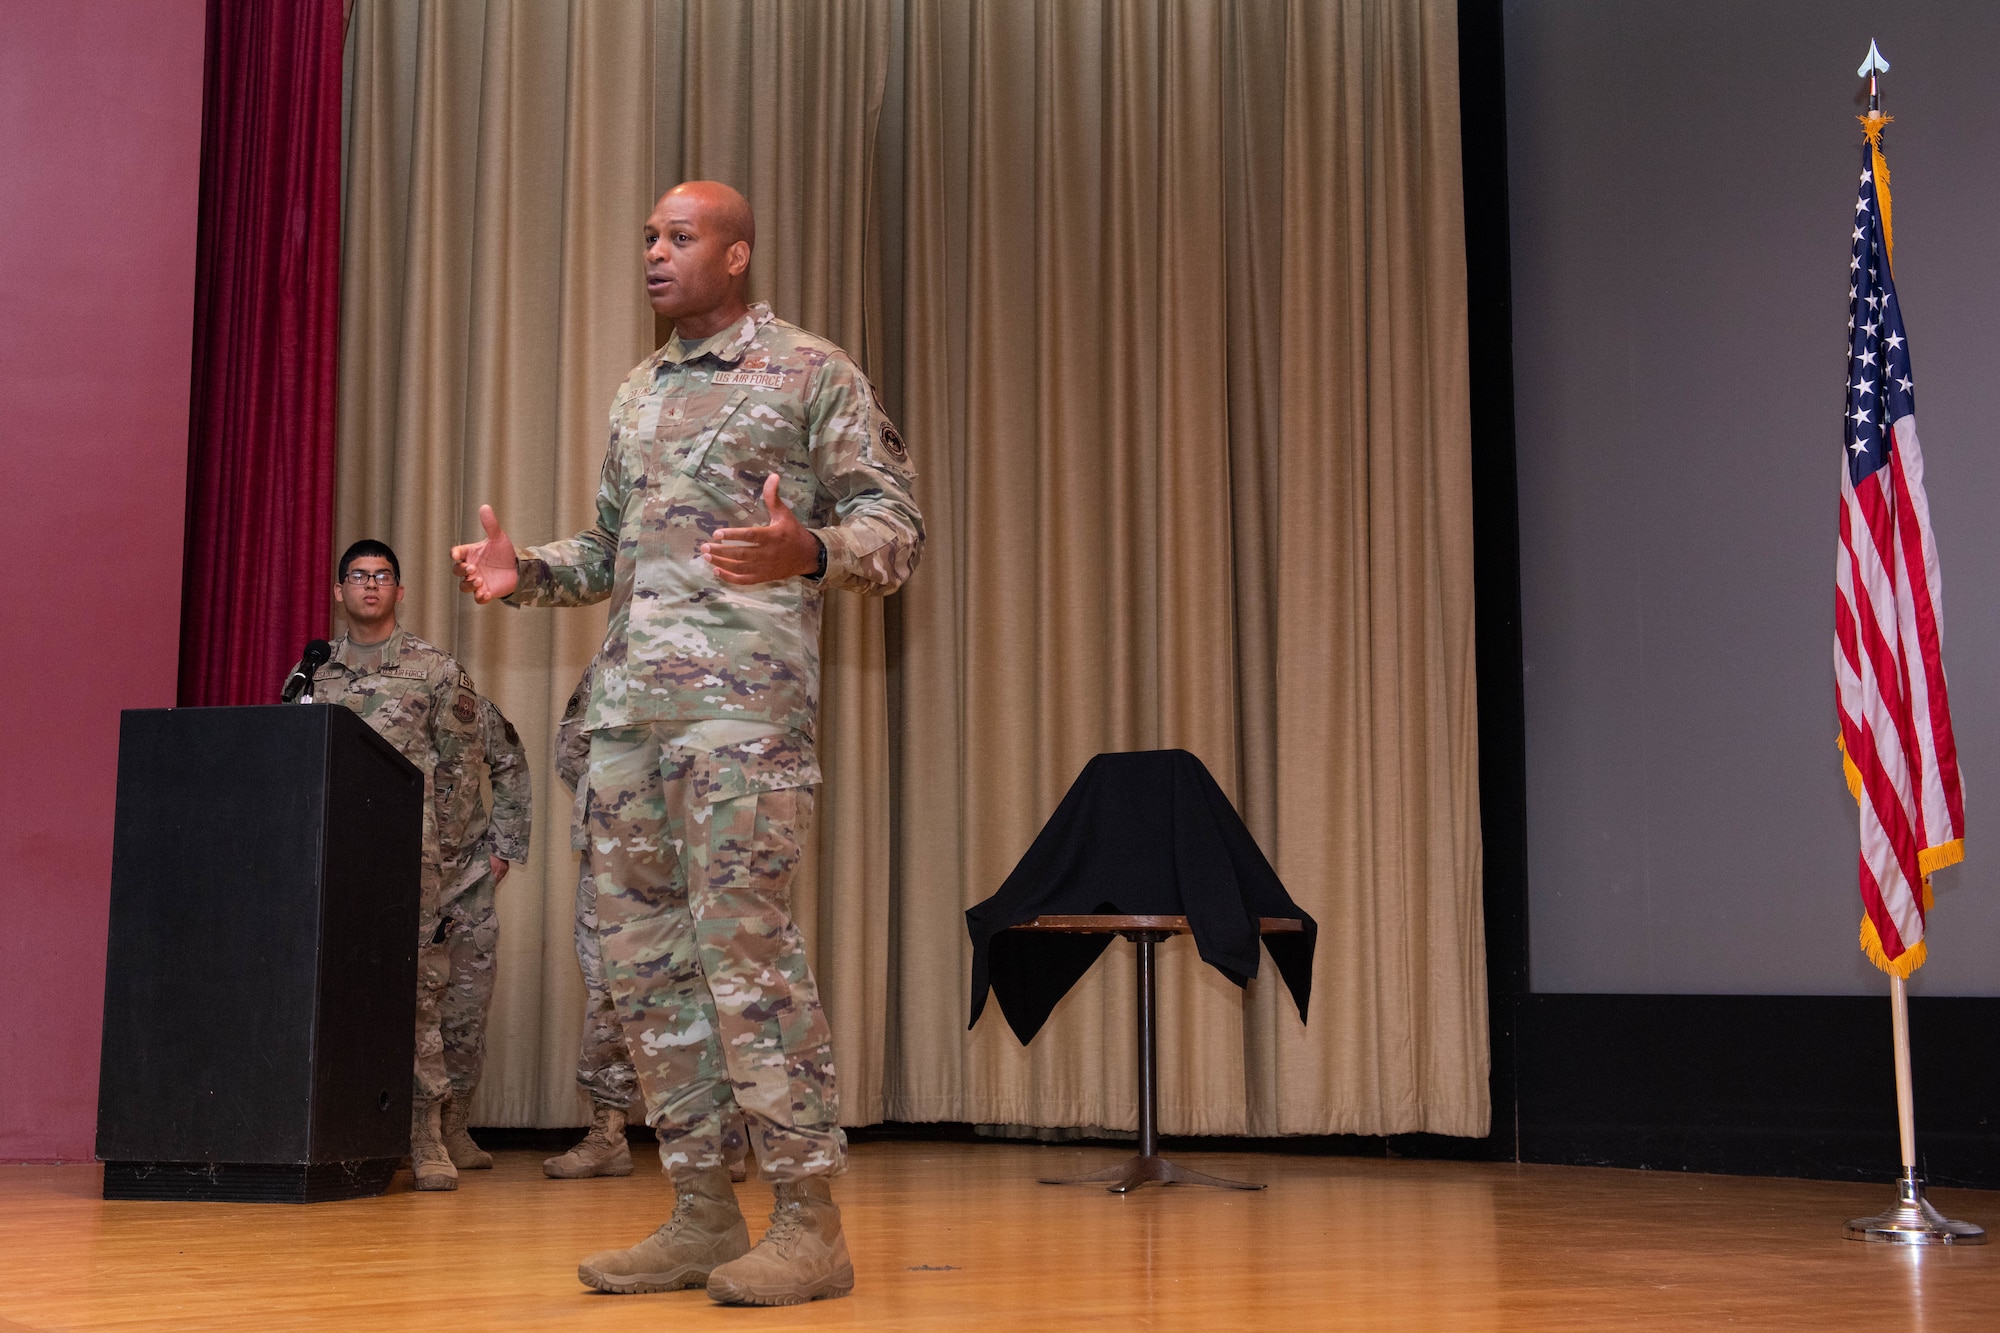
454,181,922,1305
309,539,481,1193
542,656,754,1183
434,691,532,1171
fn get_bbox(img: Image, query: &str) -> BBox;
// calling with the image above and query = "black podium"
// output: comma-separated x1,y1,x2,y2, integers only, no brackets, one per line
96,705,423,1202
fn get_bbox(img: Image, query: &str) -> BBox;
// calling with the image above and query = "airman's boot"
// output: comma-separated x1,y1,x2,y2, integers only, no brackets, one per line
543,1105,633,1179
440,1095,492,1169
576,1166,749,1294
410,1100,459,1192
705,1176,853,1306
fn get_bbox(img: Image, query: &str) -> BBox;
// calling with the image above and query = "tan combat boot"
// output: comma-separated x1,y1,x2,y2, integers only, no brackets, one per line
576,1166,749,1294
410,1100,459,1192
440,1095,492,1170
705,1176,853,1306
543,1104,633,1179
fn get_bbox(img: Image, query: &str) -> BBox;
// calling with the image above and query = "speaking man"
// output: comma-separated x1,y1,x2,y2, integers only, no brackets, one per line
452,180,922,1305
309,539,481,1192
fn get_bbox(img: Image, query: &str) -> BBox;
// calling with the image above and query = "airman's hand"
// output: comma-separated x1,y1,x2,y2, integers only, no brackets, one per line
701,475,823,585
452,505,520,603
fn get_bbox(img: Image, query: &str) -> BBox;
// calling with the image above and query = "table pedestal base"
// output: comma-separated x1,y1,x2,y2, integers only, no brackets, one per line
1038,1153,1266,1193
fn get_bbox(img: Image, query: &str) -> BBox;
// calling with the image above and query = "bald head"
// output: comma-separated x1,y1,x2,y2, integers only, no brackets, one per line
643,181,756,337
663,180,755,250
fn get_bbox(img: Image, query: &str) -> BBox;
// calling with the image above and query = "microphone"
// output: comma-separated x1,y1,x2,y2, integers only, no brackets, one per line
281,639,334,704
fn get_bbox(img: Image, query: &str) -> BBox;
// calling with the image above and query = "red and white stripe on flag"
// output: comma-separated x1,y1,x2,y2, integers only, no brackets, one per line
1835,121,1965,977
1836,417,1965,976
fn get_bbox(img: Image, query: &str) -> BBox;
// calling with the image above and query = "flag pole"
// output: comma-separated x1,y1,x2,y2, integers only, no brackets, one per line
1891,975,1917,1173
1839,41,1981,1245
1844,975,1982,1243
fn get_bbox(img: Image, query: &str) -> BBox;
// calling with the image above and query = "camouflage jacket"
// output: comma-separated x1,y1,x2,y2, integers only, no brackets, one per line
507,303,924,747
436,694,533,898
309,627,478,871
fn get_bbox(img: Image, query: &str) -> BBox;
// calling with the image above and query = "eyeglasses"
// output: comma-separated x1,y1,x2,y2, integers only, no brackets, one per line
342,570,398,587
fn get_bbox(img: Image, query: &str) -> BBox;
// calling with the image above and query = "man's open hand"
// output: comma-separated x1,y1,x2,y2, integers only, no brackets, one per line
452,505,520,603
701,475,822,585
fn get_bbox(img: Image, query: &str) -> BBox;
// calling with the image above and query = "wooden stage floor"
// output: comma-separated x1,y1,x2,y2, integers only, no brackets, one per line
3,1141,1998,1330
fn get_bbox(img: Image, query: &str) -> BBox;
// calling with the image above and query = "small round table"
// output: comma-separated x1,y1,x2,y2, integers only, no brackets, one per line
1000,914,1306,1193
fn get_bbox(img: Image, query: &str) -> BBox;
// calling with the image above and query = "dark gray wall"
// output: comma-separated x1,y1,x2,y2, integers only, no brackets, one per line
1504,2,2000,994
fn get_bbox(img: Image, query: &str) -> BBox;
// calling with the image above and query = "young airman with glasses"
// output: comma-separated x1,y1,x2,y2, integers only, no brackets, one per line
309,539,489,1192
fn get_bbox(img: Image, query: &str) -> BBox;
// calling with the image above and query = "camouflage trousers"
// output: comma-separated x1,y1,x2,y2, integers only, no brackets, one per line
570,856,637,1110
413,860,449,1108
586,724,844,1184
439,867,501,1102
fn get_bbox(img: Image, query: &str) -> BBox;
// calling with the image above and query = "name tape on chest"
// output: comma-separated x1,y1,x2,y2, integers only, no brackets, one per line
711,370,788,389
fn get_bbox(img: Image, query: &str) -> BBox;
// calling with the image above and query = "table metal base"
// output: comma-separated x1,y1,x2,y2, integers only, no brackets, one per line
1845,1170,1986,1245
1039,1153,1266,1193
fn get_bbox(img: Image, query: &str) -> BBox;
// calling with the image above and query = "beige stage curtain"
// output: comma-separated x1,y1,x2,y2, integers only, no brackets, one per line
337,0,893,1127
888,0,1486,1136
340,0,1482,1138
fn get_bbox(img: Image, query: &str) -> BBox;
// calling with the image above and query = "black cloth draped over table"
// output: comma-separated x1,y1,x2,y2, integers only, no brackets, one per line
966,750,1317,1044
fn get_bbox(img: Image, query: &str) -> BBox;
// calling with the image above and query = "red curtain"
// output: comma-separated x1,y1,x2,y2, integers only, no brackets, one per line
177,0,345,706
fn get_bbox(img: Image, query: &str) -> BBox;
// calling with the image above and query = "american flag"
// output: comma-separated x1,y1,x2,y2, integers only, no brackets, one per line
1834,126,1965,977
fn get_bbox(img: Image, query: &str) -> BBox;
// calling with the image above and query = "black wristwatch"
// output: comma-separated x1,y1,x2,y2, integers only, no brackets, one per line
809,535,828,581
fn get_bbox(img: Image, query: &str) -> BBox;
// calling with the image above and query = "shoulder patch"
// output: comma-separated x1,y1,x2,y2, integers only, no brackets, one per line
564,689,583,721
502,719,520,747
880,422,908,462
454,692,477,724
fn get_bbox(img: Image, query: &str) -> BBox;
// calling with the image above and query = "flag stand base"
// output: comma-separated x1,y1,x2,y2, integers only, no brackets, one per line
1845,1169,1985,1245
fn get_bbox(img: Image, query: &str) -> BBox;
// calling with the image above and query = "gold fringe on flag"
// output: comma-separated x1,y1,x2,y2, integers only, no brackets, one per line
1919,838,1964,879
1861,918,1925,978
1839,732,1865,802
1861,113,1895,265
